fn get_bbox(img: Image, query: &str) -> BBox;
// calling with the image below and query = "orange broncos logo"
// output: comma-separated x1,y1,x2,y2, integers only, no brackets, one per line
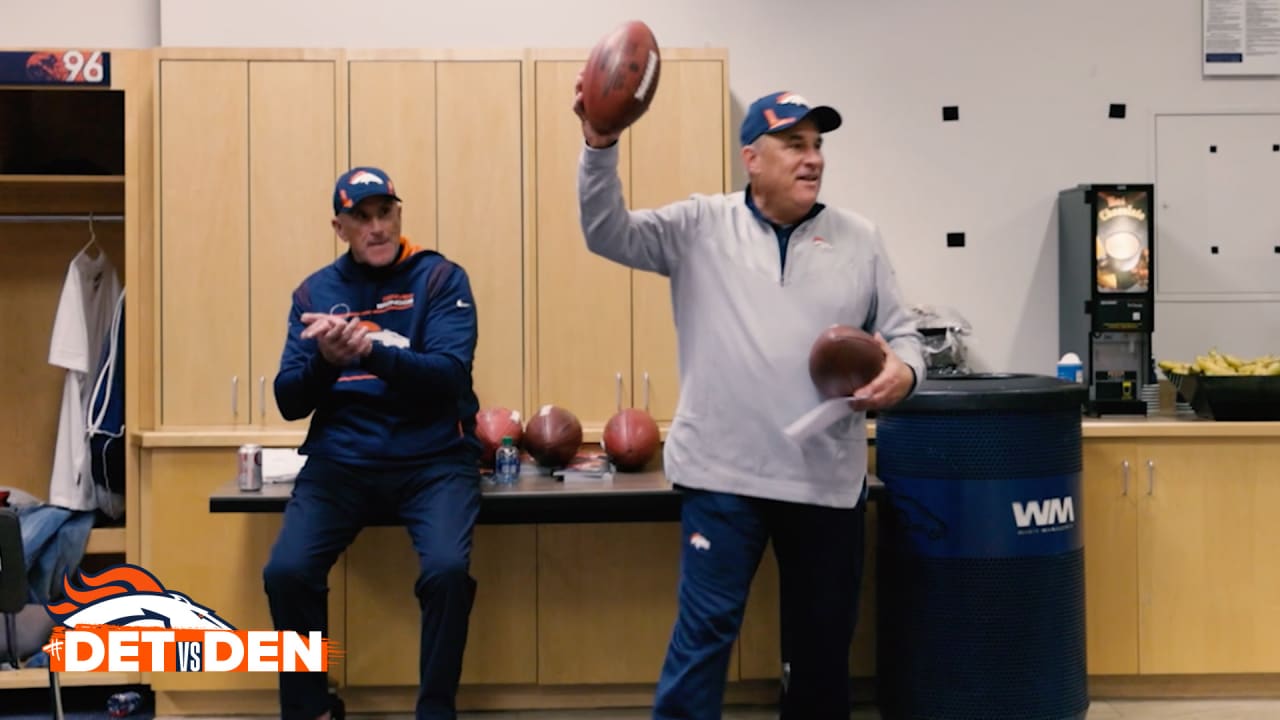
45,564,235,630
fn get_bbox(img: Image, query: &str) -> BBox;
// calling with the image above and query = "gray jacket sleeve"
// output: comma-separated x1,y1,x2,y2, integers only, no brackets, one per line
867,228,928,397
577,141,700,277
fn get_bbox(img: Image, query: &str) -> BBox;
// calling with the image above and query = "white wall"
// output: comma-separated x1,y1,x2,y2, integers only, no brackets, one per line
6,0,1278,372
0,0,158,47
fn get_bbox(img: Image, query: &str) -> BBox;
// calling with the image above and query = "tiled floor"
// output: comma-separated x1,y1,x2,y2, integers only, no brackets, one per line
162,700,1280,719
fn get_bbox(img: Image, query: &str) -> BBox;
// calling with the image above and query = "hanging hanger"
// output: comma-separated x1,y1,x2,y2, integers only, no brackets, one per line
79,212,101,259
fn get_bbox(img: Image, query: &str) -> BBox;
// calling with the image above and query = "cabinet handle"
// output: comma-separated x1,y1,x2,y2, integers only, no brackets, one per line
643,371,651,412
1147,459,1155,495
1121,460,1130,496
231,376,239,419
259,376,266,422
615,372,623,411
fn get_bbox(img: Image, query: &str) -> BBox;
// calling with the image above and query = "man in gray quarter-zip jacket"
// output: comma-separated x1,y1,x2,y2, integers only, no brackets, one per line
575,84,926,720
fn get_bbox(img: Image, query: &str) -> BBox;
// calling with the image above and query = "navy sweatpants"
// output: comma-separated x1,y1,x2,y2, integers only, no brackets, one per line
653,483,868,720
263,455,481,720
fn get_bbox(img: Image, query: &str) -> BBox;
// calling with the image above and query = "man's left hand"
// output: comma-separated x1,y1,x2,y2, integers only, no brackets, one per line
300,313,372,366
849,333,915,412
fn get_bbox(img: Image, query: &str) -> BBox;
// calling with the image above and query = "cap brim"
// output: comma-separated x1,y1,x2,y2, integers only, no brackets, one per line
759,105,843,141
803,106,842,134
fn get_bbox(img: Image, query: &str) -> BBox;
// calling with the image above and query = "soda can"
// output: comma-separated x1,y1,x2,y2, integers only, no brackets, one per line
237,444,263,492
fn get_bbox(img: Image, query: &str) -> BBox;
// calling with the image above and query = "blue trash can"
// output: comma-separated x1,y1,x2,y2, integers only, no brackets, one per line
874,373,1089,720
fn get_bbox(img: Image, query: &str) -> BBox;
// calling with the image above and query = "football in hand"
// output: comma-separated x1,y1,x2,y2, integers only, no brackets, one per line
580,20,662,135
808,325,886,399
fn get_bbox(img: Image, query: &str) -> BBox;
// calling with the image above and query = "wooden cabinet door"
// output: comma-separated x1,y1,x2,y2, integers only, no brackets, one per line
348,60,525,416
348,61,436,251
158,61,249,426
343,525,537,686
436,61,525,414
628,59,727,423
1138,438,1280,674
142,448,344,690
535,523,682,683
532,60,633,429
1082,439,1140,675
247,60,339,428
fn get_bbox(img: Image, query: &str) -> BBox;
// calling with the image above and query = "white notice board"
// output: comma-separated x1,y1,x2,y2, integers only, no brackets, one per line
1204,0,1280,75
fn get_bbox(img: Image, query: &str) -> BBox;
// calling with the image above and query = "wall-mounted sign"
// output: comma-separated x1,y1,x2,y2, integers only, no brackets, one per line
0,50,111,86
1204,0,1280,75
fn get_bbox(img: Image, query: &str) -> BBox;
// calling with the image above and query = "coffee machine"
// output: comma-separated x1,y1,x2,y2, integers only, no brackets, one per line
1058,183,1155,416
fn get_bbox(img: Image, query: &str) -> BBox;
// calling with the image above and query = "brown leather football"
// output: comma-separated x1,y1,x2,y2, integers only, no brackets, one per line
602,408,660,471
581,20,662,135
523,404,583,468
475,406,522,467
808,325,885,399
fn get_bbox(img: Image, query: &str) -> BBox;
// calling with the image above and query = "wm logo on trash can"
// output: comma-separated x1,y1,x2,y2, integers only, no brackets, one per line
1011,496,1075,534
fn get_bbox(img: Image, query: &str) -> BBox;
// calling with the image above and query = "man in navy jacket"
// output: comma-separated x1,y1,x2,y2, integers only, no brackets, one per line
263,167,483,720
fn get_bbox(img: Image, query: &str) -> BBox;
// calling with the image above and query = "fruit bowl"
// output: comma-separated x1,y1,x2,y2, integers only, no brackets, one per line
1164,372,1280,421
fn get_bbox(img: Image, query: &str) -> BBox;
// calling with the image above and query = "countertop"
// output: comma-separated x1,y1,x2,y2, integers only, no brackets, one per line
145,413,1280,448
208,471,886,522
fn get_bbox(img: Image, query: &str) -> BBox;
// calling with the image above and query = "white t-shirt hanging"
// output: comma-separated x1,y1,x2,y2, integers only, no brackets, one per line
49,245,122,511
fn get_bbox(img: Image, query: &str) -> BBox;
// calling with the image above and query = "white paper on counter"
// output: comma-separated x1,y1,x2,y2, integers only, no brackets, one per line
784,397,855,443
262,447,308,483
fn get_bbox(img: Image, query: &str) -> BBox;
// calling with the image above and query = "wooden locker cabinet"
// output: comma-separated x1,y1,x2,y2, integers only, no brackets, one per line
140,447,347,691
346,58,526,417
531,52,730,432
532,58,634,430
535,523,688,684
628,59,728,424
348,61,437,251
157,56,338,429
341,54,531,686
343,524,538,687
0,48,150,692
434,61,526,418
158,60,248,428
141,48,738,705
248,61,340,428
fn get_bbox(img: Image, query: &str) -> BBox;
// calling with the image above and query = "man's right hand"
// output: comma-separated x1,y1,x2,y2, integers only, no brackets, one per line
573,72,623,149
300,313,371,367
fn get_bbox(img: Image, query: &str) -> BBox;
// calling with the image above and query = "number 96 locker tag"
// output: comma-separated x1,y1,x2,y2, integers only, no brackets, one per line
0,49,111,86
58,50,108,83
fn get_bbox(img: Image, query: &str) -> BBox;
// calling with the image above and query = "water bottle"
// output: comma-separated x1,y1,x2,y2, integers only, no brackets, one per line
494,436,520,485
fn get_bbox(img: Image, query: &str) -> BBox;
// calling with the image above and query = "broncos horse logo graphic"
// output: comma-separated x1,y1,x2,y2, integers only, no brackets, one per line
46,564,236,631
347,170,384,185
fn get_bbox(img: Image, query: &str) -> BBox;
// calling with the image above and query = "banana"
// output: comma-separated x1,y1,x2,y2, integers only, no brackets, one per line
1193,356,1227,375
1158,360,1192,376
1158,352,1280,376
